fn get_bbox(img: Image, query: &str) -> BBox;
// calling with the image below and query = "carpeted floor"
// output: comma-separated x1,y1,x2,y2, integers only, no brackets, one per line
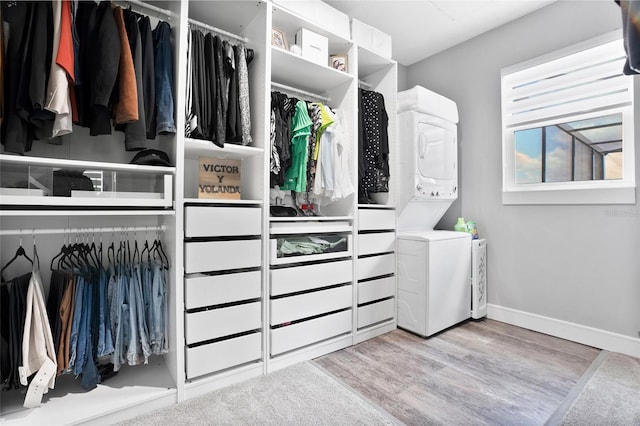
117,349,640,426
116,362,398,426
551,351,640,426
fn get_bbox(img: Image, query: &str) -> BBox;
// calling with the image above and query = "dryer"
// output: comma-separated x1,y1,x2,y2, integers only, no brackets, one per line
395,86,483,337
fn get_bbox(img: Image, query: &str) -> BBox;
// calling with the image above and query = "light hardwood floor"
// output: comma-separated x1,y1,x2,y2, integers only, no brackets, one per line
314,319,600,425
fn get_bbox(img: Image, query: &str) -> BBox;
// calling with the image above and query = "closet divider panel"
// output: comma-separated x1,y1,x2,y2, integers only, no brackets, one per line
353,43,398,343
265,2,360,370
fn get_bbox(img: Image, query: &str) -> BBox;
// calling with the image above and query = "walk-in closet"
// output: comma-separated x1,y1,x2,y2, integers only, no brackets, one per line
0,1,398,423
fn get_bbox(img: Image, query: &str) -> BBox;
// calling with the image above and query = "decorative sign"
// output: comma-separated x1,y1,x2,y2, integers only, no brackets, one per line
198,157,241,200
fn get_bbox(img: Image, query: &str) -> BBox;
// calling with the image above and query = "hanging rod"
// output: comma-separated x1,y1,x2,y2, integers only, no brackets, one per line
359,80,373,89
0,225,166,237
188,18,249,43
271,82,331,103
114,0,174,20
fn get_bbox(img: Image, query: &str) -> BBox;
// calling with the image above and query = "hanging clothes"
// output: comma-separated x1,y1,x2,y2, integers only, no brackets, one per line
119,8,148,151
270,91,296,187
137,15,156,140
281,100,312,193
44,0,73,140
358,88,390,203
184,25,253,147
19,247,57,408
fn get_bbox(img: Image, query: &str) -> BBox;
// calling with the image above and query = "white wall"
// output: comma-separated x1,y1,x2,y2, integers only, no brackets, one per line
407,1,640,343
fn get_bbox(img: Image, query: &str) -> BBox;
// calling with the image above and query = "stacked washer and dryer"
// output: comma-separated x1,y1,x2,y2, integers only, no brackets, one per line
395,86,487,338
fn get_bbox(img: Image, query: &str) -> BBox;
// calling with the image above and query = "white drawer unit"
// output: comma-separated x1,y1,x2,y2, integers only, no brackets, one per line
185,206,261,238
357,253,395,281
358,232,395,256
184,239,261,273
358,208,395,231
358,276,396,304
185,301,261,345
185,270,261,310
357,298,395,329
270,310,352,356
270,285,352,325
186,332,262,379
270,259,352,296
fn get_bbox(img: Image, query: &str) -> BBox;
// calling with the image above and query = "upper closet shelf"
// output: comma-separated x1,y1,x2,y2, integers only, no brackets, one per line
358,47,395,78
271,3,352,53
271,47,353,95
184,138,264,160
0,154,176,174
0,154,174,208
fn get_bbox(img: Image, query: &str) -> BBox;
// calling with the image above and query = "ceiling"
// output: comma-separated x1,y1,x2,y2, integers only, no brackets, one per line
325,0,556,66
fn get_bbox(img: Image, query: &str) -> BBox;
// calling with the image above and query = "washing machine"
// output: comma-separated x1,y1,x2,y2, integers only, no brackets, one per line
397,230,471,337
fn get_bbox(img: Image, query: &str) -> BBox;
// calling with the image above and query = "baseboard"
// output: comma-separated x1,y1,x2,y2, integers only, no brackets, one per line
183,363,264,401
487,304,640,358
354,320,396,344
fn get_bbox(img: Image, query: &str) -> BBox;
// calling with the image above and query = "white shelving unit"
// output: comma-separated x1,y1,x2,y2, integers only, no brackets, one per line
0,1,398,422
353,42,399,343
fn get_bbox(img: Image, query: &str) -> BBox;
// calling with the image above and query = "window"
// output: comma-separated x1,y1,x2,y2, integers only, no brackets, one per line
501,31,635,204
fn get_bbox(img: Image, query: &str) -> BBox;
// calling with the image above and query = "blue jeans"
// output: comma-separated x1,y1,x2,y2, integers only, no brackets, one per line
68,275,85,373
110,264,129,372
128,264,151,365
97,267,114,357
153,21,176,135
151,262,168,354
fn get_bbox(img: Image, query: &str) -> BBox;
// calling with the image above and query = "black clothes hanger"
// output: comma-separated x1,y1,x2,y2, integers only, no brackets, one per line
1,239,33,275
50,237,67,271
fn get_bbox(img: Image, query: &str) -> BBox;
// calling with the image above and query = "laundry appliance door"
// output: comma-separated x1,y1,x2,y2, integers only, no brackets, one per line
417,121,456,183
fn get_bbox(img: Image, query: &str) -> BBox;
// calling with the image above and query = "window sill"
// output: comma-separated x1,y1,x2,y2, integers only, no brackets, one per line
502,185,636,205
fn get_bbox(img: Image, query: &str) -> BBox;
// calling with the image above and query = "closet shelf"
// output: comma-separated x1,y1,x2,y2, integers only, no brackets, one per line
269,215,353,223
184,138,264,160
0,358,176,424
271,3,352,52
271,47,353,95
357,204,396,210
184,198,263,206
0,154,176,174
358,46,395,78
0,209,176,217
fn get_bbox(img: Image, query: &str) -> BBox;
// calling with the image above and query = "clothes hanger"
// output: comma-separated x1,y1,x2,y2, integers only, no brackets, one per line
50,233,68,271
1,235,34,275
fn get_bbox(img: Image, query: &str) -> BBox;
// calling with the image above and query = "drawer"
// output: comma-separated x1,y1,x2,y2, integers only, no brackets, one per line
185,270,261,310
358,209,395,231
185,301,261,344
270,259,352,296
185,206,261,238
357,253,395,280
270,310,352,356
270,234,352,266
186,332,262,379
358,276,396,304
358,298,395,329
358,232,395,256
270,285,352,325
184,239,261,273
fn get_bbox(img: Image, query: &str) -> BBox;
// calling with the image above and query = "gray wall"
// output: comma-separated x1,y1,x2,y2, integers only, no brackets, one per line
407,0,640,339
397,63,409,91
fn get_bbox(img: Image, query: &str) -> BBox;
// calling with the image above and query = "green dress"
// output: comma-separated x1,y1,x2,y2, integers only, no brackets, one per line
281,100,313,192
